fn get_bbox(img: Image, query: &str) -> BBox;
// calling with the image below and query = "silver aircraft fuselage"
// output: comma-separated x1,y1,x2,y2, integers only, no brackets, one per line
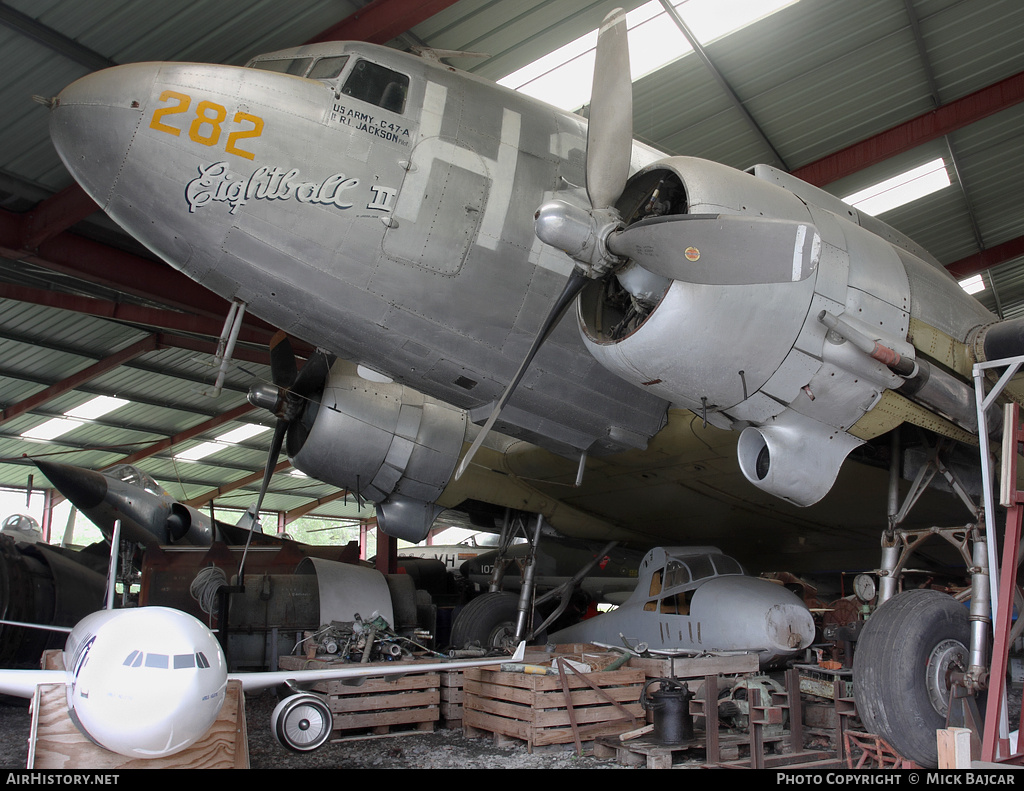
49,43,669,458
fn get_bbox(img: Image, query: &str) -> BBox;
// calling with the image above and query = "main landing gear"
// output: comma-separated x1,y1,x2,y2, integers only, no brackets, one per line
852,434,990,767
449,511,617,651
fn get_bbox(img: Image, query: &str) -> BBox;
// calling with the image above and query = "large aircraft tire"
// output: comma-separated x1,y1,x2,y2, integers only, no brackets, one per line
450,592,542,650
853,588,970,767
272,693,333,752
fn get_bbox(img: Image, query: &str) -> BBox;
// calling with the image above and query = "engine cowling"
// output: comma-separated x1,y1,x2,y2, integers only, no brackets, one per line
576,156,970,506
288,362,469,542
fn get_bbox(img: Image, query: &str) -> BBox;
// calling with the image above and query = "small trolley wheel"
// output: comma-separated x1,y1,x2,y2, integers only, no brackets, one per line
271,693,333,752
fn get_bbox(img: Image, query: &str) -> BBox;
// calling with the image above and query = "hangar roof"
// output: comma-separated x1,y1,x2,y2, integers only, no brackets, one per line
0,0,1021,528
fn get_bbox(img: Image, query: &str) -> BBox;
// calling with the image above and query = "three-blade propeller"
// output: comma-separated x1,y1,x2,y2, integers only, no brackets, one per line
247,332,334,520
455,8,634,480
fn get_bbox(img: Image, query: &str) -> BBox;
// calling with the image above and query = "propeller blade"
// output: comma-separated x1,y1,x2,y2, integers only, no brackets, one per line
253,419,287,519
269,331,297,388
291,350,335,399
606,214,821,285
455,269,590,480
586,8,632,210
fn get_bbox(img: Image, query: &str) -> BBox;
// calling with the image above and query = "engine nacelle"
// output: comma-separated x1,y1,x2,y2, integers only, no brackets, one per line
166,502,216,544
736,412,864,507
576,156,984,506
289,363,469,542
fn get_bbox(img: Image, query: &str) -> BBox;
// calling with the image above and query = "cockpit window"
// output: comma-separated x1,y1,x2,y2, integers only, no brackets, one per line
308,56,349,80
144,653,169,669
342,59,408,114
711,554,743,575
122,651,211,669
251,57,313,76
108,464,164,497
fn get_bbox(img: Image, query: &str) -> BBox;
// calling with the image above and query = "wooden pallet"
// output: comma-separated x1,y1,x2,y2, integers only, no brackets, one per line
26,649,248,769
322,673,441,736
278,656,443,736
439,668,465,727
463,661,645,753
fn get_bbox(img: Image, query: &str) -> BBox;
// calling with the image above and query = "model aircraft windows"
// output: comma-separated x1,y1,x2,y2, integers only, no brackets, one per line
710,554,743,576
122,650,142,667
663,559,691,588
659,591,693,615
196,652,211,669
342,59,409,114
682,554,715,581
308,56,349,81
173,654,196,669
144,653,169,669
251,57,313,76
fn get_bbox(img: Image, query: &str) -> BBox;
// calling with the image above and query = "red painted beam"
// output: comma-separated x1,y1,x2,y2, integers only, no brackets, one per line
306,0,461,45
183,459,290,508
0,334,160,425
0,281,279,349
946,235,1024,280
792,70,1024,187
18,184,99,250
109,401,257,470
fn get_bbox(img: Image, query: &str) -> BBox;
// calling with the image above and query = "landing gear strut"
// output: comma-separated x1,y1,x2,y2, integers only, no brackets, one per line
449,510,617,649
853,432,989,767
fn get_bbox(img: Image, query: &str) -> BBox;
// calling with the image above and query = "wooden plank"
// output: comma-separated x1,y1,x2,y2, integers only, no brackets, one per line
29,680,248,769
315,672,440,696
331,689,440,714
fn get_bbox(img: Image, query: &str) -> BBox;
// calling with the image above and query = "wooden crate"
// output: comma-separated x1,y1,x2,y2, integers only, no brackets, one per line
463,663,645,752
28,651,248,769
278,655,441,736
439,669,465,727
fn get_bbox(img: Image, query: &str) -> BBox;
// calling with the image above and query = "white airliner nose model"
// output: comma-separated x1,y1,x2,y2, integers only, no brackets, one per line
0,606,523,759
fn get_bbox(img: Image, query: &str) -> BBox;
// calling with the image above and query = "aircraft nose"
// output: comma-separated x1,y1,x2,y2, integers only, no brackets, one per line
49,64,157,208
34,460,108,509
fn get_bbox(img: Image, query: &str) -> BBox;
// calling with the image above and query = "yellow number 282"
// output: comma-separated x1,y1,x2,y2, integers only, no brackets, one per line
149,91,264,161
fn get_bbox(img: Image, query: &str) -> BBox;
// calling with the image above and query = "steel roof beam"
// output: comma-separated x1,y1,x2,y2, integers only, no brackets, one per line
284,489,352,522
100,401,257,472
0,4,116,72
17,184,101,250
0,334,159,425
0,281,281,349
946,235,1024,280
306,0,461,45
791,70,1024,188
182,460,291,508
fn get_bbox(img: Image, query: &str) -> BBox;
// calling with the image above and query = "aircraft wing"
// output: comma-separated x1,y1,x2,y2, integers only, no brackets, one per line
231,641,526,693
0,669,66,698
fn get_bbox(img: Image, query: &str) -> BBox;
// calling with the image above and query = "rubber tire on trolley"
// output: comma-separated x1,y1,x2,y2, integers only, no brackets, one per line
449,591,543,651
272,693,333,752
852,588,970,767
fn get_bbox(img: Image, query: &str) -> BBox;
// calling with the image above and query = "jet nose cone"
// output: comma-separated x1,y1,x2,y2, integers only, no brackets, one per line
33,460,108,510
49,64,156,208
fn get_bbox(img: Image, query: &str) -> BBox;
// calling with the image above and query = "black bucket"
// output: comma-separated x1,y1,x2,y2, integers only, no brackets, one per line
640,677,695,744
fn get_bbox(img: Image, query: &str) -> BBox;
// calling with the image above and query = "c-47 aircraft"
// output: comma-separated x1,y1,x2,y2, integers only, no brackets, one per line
44,9,1020,766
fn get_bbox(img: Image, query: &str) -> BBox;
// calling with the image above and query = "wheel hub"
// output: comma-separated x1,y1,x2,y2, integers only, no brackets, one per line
925,638,967,715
